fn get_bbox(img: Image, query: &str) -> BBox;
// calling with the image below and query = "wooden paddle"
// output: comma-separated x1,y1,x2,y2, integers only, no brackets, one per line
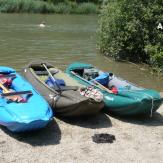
92,79,113,94
0,81,24,102
71,71,114,94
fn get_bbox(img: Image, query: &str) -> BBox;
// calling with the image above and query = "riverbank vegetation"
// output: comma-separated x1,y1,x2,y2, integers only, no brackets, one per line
99,0,163,70
0,0,100,14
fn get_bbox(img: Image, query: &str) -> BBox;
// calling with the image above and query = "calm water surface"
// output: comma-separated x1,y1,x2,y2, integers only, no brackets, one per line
0,14,162,91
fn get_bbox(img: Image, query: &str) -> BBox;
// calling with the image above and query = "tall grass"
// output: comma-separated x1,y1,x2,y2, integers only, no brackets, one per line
0,0,98,14
52,3,72,14
52,2,98,14
0,0,52,13
75,3,98,14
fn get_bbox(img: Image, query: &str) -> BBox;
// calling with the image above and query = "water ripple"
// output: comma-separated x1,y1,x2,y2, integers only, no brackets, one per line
0,14,162,90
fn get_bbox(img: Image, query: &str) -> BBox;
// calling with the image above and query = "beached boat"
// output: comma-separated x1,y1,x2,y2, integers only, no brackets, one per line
66,62,163,116
22,61,104,117
0,66,53,132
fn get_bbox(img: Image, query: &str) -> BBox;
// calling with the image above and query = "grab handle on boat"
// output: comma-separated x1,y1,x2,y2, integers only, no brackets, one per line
1,91,33,97
1,91,33,103
0,74,16,79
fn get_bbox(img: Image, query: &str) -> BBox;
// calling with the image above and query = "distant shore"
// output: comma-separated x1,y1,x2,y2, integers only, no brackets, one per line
0,0,99,14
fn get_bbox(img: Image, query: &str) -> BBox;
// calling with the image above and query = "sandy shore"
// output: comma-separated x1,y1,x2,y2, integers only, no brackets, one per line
0,105,163,163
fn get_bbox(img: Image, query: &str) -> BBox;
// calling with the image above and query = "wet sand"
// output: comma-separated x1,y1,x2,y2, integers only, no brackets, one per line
0,105,163,163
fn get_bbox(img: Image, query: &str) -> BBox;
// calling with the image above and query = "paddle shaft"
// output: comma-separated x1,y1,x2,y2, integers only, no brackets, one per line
92,79,113,94
42,63,62,92
2,91,32,97
71,71,113,94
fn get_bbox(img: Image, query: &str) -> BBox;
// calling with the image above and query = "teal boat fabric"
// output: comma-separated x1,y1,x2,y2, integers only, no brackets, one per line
68,62,93,71
0,66,15,74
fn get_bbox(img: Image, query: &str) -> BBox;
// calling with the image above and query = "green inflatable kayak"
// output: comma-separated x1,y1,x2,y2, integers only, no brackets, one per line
66,62,163,116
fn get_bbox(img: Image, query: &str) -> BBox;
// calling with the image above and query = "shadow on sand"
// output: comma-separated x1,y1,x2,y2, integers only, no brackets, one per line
58,113,112,129
0,119,61,146
108,111,163,126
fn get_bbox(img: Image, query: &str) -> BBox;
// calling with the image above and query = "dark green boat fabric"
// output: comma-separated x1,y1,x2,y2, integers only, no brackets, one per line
22,61,104,117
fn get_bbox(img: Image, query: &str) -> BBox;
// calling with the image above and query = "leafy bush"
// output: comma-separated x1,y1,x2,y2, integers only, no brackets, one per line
145,45,163,69
99,0,163,68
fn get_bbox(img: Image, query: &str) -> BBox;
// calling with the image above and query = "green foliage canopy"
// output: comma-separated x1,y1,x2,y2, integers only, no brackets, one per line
99,0,163,68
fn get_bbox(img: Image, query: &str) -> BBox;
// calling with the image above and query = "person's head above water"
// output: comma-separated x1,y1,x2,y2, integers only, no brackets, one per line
39,21,46,27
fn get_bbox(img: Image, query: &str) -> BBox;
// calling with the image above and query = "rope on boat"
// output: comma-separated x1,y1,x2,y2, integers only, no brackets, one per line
142,93,154,117
119,89,155,117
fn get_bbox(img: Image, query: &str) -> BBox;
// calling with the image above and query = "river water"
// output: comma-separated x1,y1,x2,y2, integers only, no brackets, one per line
0,14,162,91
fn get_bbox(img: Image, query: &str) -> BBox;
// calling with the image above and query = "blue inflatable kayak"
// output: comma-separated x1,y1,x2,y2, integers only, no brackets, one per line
0,66,53,132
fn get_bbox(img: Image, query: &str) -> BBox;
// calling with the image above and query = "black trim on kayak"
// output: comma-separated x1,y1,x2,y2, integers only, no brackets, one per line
0,72,14,75
52,85,79,91
35,70,59,75
0,74,16,79
1,91,33,97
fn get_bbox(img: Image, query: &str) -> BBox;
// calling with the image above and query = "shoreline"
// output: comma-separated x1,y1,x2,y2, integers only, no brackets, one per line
0,1,99,14
0,104,163,163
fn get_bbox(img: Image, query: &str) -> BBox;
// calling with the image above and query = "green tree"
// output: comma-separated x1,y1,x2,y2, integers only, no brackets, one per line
99,0,163,68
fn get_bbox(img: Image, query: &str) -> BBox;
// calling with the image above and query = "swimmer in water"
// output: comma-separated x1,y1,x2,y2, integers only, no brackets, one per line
39,21,46,27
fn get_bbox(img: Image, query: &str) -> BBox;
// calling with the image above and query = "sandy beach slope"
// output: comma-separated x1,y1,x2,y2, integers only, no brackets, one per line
0,105,163,163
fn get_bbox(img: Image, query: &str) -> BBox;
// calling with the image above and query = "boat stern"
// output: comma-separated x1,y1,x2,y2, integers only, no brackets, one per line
6,119,52,132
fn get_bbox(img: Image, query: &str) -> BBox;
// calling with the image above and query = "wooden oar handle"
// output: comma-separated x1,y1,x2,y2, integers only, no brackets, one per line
0,81,10,93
